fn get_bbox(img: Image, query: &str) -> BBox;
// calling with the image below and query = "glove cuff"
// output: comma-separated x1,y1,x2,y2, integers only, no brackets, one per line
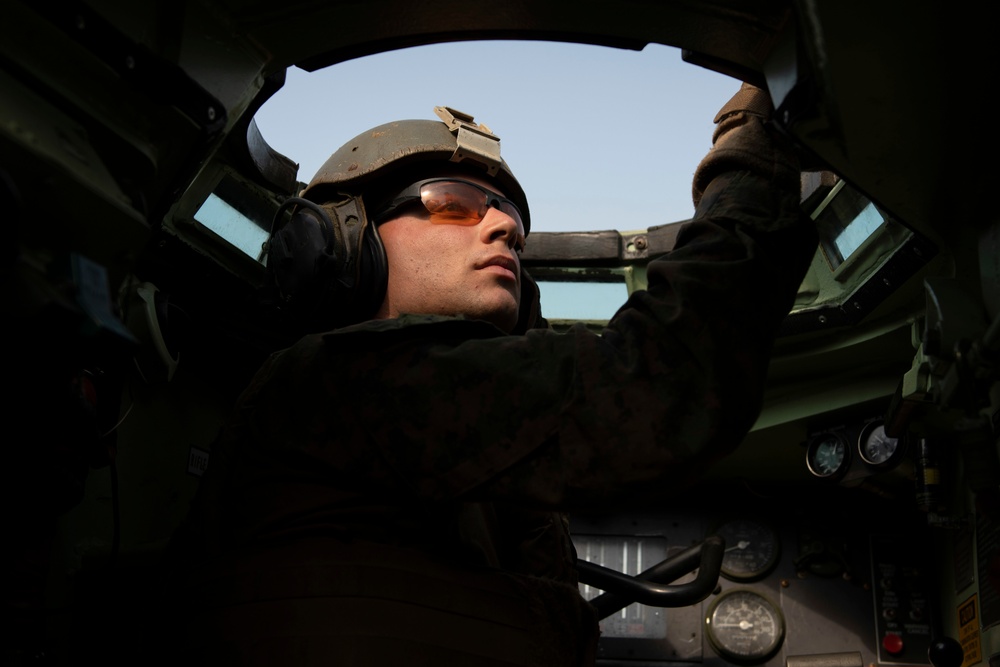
692,84,801,208
713,82,774,124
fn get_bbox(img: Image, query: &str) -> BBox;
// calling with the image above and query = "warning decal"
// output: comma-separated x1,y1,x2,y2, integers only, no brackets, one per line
958,595,981,667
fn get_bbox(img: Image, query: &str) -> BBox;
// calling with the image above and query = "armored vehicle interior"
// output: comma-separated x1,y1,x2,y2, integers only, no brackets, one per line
3,1,997,666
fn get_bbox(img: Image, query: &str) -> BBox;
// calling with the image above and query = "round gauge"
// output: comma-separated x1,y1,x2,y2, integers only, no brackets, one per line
714,519,781,582
705,588,785,663
858,421,903,468
806,432,849,479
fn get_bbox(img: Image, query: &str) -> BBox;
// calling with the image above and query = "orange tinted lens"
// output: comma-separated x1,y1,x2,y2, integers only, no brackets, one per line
420,181,525,236
421,182,486,224
498,203,525,233
420,181,524,236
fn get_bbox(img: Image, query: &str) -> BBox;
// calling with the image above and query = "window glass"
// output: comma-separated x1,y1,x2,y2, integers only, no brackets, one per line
192,175,276,261
537,279,628,321
834,201,885,260
194,193,270,260
813,181,887,270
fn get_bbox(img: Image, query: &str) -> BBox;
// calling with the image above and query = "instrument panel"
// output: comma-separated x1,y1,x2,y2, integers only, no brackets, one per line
572,481,943,667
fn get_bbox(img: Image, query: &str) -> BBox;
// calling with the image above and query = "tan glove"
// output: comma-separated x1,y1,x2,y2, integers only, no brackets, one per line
692,82,801,207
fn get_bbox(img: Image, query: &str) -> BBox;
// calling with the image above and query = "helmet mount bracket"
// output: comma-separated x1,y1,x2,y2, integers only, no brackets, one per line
434,106,502,176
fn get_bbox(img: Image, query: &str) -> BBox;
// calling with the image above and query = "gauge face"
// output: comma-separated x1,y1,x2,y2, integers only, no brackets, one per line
806,433,849,478
705,589,785,662
714,519,781,582
858,421,901,467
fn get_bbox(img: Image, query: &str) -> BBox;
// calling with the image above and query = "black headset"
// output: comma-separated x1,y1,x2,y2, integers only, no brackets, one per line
264,194,388,332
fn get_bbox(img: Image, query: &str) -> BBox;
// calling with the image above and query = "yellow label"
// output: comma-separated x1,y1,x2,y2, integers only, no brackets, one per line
958,595,982,667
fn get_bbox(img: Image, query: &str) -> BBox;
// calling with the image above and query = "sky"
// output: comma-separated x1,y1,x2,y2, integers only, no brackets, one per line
252,40,742,234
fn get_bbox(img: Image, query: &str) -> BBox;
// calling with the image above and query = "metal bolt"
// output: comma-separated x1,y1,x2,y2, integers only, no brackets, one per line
634,236,648,250
207,106,216,121
818,315,828,325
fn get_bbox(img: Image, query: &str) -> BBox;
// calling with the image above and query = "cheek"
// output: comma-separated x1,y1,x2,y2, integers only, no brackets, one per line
394,254,435,282
380,224,460,286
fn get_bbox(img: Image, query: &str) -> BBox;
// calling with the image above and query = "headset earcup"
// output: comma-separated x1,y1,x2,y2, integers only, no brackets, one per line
267,205,334,307
356,224,388,321
266,196,385,332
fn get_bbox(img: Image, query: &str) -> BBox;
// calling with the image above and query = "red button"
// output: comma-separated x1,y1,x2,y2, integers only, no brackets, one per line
882,633,904,654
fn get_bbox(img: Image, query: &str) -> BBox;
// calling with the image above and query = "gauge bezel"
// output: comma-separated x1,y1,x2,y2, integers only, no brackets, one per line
705,587,785,663
805,431,850,480
712,518,781,582
857,420,905,470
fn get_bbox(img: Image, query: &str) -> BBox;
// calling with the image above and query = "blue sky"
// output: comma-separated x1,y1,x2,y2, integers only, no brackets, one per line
253,40,741,234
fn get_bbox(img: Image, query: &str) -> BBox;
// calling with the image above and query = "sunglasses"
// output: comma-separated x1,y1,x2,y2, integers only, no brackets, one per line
373,178,527,240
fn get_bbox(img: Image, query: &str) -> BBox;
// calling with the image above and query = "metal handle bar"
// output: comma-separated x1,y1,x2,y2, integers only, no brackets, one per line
576,535,724,619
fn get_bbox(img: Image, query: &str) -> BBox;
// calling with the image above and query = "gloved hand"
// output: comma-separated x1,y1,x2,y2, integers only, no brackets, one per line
692,82,801,207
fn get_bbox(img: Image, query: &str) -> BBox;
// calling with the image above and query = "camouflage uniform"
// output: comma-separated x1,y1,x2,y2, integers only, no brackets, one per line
169,89,819,666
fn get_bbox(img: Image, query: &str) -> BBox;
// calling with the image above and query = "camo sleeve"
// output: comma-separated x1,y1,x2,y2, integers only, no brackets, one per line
218,168,817,524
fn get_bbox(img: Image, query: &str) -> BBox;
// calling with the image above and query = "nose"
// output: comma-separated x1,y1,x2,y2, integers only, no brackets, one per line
480,206,524,251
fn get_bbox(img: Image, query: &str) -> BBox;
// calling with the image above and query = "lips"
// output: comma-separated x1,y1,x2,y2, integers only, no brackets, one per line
477,255,519,281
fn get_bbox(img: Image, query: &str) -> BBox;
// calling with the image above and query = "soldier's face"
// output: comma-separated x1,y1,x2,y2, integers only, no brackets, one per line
374,172,523,332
